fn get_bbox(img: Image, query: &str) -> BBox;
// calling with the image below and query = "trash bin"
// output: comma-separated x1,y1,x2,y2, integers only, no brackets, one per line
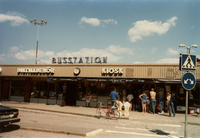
197,108,200,113
194,104,200,116
189,108,195,115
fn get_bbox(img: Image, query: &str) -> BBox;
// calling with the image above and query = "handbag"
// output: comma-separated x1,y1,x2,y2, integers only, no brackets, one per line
157,106,161,111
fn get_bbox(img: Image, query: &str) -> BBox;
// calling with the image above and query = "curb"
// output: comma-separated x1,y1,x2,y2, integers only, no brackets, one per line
8,105,95,117
94,115,129,120
187,122,200,126
20,127,87,137
20,127,103,137
85,129,104,137
5,105,129,120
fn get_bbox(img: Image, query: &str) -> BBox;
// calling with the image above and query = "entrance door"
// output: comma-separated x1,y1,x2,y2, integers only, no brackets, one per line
24,78,31,102
65,82,77,106
1,80,10,100
176,86,186,112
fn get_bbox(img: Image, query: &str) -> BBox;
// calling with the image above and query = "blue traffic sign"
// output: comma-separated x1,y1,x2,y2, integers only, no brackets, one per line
181,72,196,90
180,54,196,71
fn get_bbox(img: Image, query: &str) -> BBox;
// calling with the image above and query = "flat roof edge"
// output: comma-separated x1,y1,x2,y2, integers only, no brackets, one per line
0,63,180,66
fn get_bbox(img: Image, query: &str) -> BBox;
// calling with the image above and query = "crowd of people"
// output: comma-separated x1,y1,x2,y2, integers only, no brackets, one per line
109,87,176,117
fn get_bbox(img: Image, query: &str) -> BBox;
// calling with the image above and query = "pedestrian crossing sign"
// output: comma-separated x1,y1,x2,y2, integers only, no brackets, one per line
179,54,196,71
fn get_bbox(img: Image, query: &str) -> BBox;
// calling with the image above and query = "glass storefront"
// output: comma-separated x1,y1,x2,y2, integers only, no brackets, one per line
31,81,39,98
49,82,56,99
11,80,25,96
1,76,200,111
30,79,59,104
40,81,48,99
4,78,26,102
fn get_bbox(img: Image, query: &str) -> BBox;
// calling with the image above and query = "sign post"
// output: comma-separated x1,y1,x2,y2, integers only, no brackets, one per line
181,72,196,138
179,44,197,138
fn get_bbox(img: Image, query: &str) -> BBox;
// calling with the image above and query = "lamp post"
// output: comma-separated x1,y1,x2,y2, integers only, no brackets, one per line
179,44,197,138
30,19,47,64
179,44,197,55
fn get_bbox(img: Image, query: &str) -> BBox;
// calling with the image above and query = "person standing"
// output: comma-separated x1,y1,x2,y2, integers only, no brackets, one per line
167,91,176,117
122,89,127,102
150,88,156,114
109,88,118,108
133,91,138,111
146,97,150,113
127,93,134,111
139,90,148,113
158,91,164,114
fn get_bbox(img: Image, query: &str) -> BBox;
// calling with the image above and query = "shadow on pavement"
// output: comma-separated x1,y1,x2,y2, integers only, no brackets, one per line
159,114,169,117
149,129,170,135
0,124,20,133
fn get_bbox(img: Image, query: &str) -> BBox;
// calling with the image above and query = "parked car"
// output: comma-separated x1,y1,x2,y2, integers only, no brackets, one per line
0,103,20,127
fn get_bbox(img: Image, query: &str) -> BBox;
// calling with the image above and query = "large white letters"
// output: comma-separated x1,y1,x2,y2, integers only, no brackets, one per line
17,67,54,74
52,57,107,64
102,68,123,74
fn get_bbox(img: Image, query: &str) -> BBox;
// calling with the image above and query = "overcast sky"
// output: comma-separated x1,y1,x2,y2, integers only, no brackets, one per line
0,0,199,64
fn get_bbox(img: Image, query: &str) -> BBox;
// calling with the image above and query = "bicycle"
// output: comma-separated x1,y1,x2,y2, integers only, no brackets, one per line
96,101,120,119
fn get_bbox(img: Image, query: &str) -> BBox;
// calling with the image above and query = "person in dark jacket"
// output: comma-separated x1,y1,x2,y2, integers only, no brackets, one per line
133,91,138,111
167,91,176,117
109,88,118,108
158,91,164,114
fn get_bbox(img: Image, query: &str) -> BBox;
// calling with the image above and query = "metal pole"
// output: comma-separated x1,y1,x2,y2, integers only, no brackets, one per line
35,24,39,64
184,48,190,138
185,90,188,138
187,47,190,55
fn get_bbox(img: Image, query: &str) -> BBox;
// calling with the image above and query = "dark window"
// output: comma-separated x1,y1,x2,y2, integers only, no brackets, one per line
39,82,48,99
11,80,25,96
31,81,39,98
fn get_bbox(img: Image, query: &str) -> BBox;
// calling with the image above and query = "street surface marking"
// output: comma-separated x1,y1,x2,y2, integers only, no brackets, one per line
105,130,176,137
86,129,103,137
120,123,130,126
115,126,178,134
116,126,148,131
131,121,140,123
152,123,181,127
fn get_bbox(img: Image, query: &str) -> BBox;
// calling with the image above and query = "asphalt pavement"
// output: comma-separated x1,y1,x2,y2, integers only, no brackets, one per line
1,101,200,137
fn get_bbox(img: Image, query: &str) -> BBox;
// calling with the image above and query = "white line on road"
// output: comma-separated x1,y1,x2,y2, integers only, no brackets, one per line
116,126,148,131
131,121,141,123
152,123,181,127
115,126,178,134
105,130,178,137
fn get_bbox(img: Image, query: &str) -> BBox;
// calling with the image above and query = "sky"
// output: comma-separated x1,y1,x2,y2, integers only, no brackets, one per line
0,0,200,65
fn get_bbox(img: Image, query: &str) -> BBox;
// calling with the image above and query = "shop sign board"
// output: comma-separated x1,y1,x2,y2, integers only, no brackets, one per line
102,68,123,74
17,67,55,74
